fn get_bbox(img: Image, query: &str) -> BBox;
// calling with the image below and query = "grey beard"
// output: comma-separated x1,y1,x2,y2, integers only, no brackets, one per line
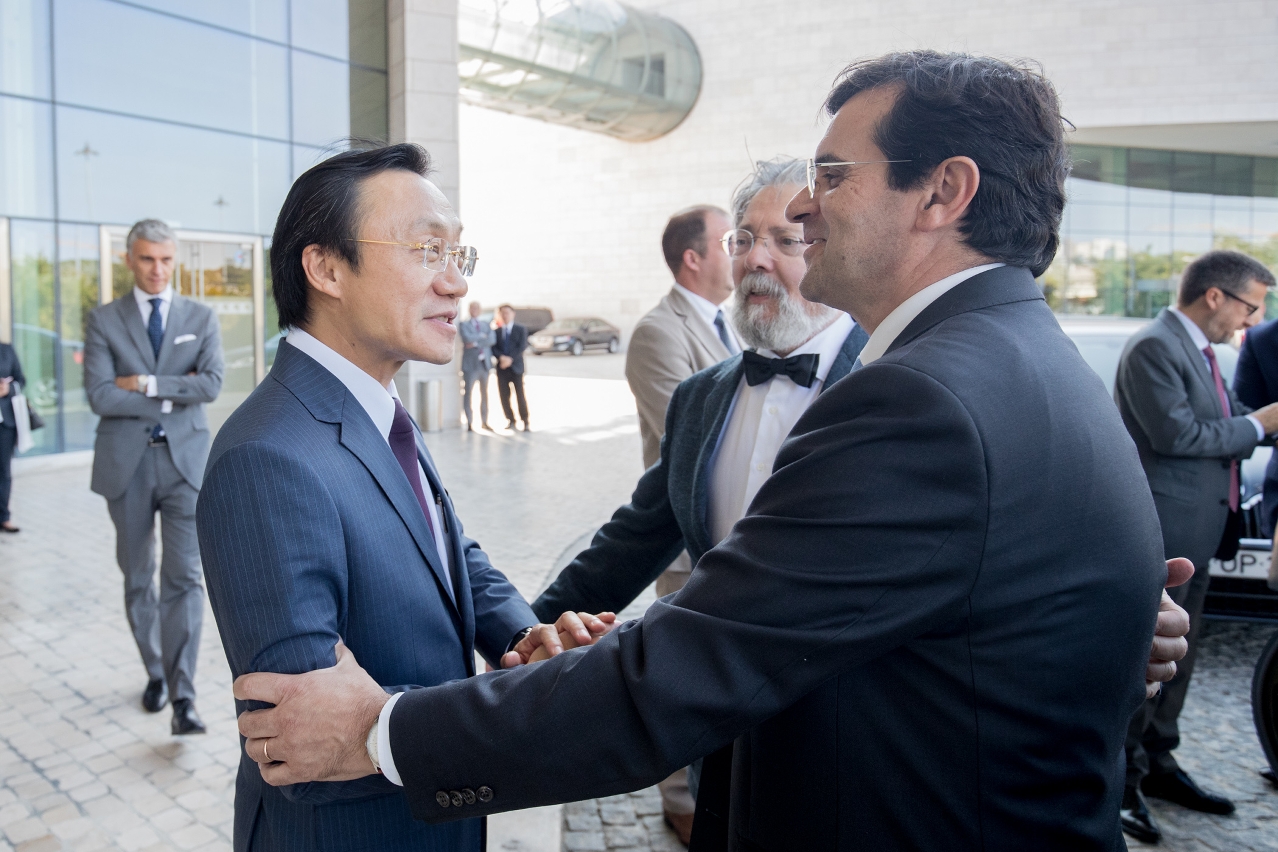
728,271,840,352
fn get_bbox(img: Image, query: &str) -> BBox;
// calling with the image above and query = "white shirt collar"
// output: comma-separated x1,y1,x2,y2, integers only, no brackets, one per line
285,327,400,442
672,282,726,328
858,264,1005,366
133,285,173,310
1169,307,1211,352
756,312,855,383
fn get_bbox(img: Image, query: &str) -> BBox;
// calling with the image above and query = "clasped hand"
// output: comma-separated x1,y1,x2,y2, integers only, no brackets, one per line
234,610,616,786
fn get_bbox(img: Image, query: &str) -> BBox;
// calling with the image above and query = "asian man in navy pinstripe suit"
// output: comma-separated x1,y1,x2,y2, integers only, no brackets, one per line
197,145,606,852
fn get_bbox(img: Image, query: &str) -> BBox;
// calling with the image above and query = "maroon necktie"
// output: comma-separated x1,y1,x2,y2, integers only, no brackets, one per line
1203,346,1240,512
389,400,436,537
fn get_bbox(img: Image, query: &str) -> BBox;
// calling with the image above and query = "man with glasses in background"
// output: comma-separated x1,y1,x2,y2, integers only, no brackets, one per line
1115,249,1278,843
196,144,605,852
620,202,740,834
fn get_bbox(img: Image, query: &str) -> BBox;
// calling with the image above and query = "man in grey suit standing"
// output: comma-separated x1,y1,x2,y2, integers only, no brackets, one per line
84,219,223,735
622,203,739,830
1115,249,1278,843
458,301,494,431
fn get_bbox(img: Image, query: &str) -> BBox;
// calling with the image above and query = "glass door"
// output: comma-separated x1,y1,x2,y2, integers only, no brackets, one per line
103,227,265,436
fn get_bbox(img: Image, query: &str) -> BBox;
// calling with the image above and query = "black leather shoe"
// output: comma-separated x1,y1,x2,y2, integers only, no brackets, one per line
506,420,516,430
481,423,494,432
1121,786,1162,844
142,678,168,713
1142,768,1235,815
521,421,530,432
171,699,206,735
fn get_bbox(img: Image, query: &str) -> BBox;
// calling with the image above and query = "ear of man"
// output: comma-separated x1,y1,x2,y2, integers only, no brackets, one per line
915,156,981,233
301,244,345,303
681,246,706,277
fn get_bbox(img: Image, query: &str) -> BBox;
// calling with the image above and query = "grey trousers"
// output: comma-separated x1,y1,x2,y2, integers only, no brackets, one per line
462,369,489,427
106,444,204,703
1125,559,1212,787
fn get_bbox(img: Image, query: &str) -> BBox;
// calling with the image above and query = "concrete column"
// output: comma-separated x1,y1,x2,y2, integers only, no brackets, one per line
389,0,463,430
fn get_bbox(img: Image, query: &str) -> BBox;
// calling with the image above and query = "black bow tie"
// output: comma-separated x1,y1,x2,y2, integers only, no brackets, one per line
741,351,820,388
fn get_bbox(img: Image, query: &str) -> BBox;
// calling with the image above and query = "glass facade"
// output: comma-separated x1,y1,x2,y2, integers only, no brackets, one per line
1048,144,1278,317
0,0,387,453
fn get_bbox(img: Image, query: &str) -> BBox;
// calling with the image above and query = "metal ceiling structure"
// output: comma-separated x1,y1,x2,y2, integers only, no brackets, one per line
457,0,702,142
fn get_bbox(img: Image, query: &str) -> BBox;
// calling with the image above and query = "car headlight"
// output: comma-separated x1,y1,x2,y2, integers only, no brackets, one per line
553,335,570,343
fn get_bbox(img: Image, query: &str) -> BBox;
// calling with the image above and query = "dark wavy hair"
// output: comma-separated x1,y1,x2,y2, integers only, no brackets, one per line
271,143,434,329
824,51,1070,277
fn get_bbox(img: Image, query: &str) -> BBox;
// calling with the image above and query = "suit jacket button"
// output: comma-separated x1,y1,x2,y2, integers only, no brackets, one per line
477,786,493,803
450,791,464,808
1222,499,1229,506
436,791,451,808
462,788,476,805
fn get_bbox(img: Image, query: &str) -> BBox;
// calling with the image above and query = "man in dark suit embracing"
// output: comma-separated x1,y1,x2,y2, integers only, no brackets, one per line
197,145,607,851
235,52,1172,851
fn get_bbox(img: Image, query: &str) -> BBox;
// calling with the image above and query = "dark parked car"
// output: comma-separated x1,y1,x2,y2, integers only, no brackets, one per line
528,317,620,356
1058,315,1277,621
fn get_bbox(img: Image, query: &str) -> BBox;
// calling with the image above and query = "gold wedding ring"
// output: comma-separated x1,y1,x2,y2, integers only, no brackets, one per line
262,739,272,763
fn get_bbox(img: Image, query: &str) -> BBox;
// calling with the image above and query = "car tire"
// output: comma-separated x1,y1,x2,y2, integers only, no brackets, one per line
608,337,619,354
570,339,584,356
1253,628,1278,779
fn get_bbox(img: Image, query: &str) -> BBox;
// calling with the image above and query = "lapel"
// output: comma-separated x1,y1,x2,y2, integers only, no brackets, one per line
669,287,729,363
155,295,189,374
415,432,475,653
823,323,871,388
273,342,463,624
687,355,746,557
120,293,158,371
1157,309,1221,413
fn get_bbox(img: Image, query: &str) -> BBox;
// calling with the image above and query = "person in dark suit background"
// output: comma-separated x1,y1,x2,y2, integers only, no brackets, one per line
234,52,1172,851
84,219,224,735
1234,314,1278,536
197,145,605,851
1115,249,1278,843
492,304,529,431
0,341,27,533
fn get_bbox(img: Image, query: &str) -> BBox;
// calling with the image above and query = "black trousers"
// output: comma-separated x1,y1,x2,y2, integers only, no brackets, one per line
0,424,13,523
496,368,528,425
1124,546,1215,787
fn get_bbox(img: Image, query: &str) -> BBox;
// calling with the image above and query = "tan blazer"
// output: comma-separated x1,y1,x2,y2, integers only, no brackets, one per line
625,286,734,468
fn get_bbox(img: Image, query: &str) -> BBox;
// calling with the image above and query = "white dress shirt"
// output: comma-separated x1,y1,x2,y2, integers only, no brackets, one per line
673,282,739,353
1169,307,1264,439
133,286,173,404
857,264,1004,366
707,313,856,546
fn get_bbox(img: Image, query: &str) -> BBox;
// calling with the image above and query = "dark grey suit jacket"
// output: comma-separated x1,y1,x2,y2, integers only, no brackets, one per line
198,341,536,851
0,343,26,429
1115,308,1258,566
389,267,1165,851
84,293,223,499
491,324,527,374
532,324,869,621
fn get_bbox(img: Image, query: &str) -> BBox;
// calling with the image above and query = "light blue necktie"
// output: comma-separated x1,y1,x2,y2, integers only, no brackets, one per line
714,310,738,355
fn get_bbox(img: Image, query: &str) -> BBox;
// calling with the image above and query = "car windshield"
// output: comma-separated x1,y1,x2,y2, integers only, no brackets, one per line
542,319,587,332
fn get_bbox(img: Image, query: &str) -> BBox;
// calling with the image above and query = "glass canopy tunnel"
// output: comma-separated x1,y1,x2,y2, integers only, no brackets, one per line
458,0,702,142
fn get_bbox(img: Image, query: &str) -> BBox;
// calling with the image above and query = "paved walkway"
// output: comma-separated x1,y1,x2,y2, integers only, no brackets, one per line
2,351,1277,851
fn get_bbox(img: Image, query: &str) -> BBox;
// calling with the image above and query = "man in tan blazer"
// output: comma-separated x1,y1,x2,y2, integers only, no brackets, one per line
623,203,738,836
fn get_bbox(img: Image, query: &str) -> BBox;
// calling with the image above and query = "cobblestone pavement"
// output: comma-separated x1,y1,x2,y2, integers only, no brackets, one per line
0,367,649,852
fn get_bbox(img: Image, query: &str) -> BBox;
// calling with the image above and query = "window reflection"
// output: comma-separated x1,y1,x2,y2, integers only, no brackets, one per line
292,51,351,146
124,0,288,41
58,224,100,450
56,0,289,140
10,220,57,454
291,0,349,60
0,0,51,98
0,95,54,218
56,106,291,234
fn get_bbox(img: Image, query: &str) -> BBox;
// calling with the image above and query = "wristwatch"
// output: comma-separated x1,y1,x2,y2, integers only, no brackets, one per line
366,720,382,773
137,374,153,394
506,626,534,654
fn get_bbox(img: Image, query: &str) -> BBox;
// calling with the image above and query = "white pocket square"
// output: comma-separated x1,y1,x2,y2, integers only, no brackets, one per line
173,334,197,345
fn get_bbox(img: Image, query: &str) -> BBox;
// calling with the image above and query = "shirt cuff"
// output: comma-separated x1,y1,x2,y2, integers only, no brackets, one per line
378,691,405,787
1247,414,1266,441
144,375,158,397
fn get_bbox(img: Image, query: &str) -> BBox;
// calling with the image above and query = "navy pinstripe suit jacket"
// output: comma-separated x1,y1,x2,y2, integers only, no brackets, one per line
198,340,535,852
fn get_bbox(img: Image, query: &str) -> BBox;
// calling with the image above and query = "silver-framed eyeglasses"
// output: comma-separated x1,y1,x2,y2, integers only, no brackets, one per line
350,238,478,276
804,158,912,197
720,229,806,258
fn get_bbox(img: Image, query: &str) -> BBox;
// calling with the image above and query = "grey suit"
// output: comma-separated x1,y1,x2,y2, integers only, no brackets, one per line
84,292,223,703
458,318,493,428
1116,307,1259,786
